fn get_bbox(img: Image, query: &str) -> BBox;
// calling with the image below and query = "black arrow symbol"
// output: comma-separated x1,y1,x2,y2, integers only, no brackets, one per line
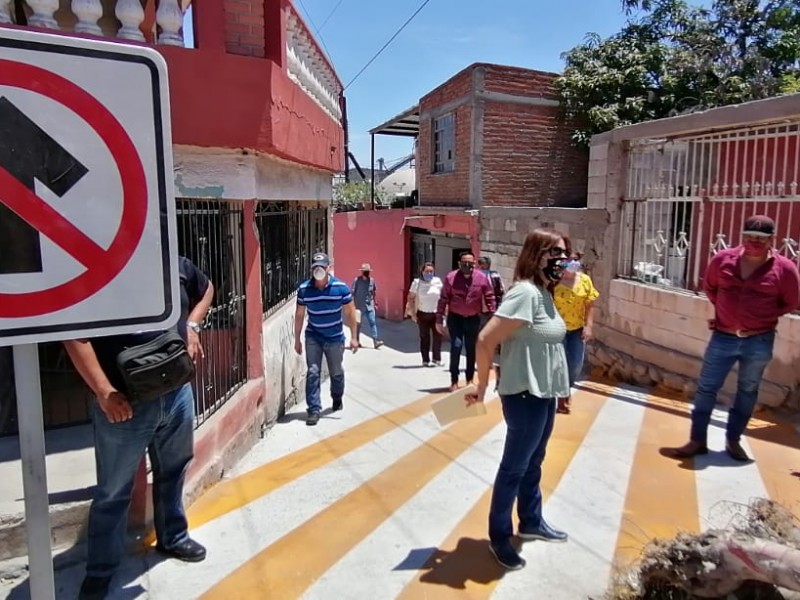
0,96,88,274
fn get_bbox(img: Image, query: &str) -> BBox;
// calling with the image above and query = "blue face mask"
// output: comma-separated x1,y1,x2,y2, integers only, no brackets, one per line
422,273,433,282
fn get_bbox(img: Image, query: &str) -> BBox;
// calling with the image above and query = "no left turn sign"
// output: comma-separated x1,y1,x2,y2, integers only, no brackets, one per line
0,28,180,346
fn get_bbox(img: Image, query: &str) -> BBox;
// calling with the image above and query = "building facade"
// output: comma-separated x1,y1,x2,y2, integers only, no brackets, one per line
0,0,343,546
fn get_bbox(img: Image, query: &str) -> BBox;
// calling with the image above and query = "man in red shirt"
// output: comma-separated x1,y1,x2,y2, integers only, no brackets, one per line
436,251,496,392
667,215,800,462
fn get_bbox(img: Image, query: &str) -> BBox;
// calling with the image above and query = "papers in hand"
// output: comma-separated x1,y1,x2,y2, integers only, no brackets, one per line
431,384,488,427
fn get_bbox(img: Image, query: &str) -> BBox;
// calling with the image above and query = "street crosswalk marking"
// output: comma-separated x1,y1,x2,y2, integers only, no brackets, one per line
199,399,505,599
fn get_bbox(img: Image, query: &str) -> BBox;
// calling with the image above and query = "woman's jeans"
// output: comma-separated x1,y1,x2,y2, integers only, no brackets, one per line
87,384,195,577
690,330,775,445
562,328,585,389
489,391,556,544
416,311,442,363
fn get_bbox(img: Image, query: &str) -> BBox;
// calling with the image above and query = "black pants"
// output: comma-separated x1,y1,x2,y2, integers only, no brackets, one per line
447,313,481,384
416,311,442,363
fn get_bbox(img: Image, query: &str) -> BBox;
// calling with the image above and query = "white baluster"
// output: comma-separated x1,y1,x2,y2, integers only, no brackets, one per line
72,0,102,35
156,0,184,46
27,0,59,28
116,0,145,41
0,0,12,24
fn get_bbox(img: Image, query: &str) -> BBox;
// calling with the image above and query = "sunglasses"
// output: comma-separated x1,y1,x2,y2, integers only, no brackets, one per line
548,246,569,257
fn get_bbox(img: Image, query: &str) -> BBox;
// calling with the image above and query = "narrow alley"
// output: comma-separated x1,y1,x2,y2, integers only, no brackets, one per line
2,320,799,600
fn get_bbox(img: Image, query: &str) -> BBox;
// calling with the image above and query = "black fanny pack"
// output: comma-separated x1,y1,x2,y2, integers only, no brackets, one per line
115,330,196,402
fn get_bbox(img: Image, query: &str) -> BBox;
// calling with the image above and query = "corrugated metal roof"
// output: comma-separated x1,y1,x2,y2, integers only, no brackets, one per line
369,104,420,137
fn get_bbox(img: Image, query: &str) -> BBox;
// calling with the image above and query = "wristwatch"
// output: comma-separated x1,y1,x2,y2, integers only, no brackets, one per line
187,320,201,333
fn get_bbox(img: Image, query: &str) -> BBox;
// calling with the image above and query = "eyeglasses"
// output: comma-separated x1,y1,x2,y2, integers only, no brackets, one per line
548,246,568,257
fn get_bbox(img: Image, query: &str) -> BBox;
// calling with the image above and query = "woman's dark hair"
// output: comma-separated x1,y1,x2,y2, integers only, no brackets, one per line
513,228,565,286
419,262,434,275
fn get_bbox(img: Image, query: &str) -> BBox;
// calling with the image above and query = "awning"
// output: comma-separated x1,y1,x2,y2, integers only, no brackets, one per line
369,105,420,137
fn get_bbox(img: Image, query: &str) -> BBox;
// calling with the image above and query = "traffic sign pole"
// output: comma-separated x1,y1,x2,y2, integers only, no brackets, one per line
13,344,55,600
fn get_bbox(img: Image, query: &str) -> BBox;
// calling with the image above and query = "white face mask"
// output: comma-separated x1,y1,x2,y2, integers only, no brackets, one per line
312,267,327,281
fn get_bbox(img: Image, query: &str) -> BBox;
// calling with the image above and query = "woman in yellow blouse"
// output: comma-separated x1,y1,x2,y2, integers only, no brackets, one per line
552,251,599,414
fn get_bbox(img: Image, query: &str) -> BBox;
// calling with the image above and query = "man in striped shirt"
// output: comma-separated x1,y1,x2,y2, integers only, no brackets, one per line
294,252,359,426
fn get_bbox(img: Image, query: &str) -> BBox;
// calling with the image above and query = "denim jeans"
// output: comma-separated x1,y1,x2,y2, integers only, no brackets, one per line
488,391,556,544
690,330,775,445
305,336,345,415
563,328,585,388
356,307,379,340
87,383,195,577
446,313,481,384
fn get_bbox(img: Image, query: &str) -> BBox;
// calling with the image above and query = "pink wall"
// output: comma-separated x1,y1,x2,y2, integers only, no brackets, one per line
333,209,411,321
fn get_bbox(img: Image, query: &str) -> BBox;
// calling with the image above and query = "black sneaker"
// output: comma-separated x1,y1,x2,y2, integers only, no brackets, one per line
518,521,568,543
78,575,111,600
332,397,343,412
489,542,526,570
156,538,207,562
307,413,320,426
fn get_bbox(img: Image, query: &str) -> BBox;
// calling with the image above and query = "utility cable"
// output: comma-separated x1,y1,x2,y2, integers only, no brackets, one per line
317,0,345,34
343,0,434,91
297,0,336,63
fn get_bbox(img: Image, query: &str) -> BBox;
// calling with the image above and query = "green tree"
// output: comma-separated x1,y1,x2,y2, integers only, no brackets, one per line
557,0,800,145
332,180,389,210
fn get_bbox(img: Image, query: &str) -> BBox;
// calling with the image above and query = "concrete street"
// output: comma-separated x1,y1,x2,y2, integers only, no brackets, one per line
1,318,799,599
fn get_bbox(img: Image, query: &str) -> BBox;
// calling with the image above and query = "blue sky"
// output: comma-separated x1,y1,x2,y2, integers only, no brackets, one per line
294,0,632,172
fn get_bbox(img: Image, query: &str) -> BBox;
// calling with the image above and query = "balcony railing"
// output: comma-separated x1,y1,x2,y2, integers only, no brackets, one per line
1,0,191,46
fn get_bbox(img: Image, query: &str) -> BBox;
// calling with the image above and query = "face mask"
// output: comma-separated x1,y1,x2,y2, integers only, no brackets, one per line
743,239,769,257
459,262,474,275
543,258,567,282
422,273,433,282
362,271,370,277
312,267,327,281
566,260,581,272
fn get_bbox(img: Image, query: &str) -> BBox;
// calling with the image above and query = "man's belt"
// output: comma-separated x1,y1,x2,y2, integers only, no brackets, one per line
715,326,774,338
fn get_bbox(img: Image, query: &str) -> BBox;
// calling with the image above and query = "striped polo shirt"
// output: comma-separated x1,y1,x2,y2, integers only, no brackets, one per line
297,276,353,343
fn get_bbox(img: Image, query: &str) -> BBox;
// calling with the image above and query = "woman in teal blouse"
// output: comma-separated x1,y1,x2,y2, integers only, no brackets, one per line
467,228,570,571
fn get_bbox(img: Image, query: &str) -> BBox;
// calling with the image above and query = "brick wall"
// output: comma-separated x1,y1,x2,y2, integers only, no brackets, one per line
481,102,587,207
416,63,588,208
480,66,587,207
224,0,266,58
418,68,474,206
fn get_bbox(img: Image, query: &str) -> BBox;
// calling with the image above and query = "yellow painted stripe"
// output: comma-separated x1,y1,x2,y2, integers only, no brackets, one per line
185,390,449,530
746,413,800,517
199,399,504,600
612,389,700,571
396,388,608,600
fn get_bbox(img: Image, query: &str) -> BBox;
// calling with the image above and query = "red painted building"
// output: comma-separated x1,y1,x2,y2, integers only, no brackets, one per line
0,0,343,542
336,63,588,319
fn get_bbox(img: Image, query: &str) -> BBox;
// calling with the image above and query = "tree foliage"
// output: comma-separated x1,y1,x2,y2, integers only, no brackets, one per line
556,0,800,145
332,180,389,210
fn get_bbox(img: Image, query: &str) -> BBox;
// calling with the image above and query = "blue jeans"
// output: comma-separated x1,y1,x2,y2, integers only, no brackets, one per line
87,384,195,577
563,328,585,388
489,391,556,544
690,330,775,445
447,313,481,384
357,307,379,339
305,336,345,415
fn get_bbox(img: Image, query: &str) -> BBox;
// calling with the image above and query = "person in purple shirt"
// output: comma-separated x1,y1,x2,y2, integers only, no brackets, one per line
665,215,800,463
436,251,496,391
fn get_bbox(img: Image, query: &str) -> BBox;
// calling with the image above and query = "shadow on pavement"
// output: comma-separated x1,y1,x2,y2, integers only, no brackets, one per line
395,537,505,590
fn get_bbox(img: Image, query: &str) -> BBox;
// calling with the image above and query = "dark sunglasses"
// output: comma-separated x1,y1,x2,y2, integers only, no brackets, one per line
548,246,568,257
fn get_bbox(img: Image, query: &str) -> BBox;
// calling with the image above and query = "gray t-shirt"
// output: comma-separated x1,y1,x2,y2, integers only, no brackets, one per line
495,280,570,398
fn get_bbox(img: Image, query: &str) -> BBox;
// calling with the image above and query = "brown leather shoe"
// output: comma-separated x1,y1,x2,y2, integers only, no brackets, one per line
663,441,708,458
726,440,751,462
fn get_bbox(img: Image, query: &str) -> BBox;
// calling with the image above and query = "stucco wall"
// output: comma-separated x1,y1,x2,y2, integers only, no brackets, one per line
261,299,307,422
332,209,411,321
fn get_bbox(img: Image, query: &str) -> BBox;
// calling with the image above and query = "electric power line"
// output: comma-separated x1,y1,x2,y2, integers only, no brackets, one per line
343,0,434,91
297,0,336,63
317,0,345,34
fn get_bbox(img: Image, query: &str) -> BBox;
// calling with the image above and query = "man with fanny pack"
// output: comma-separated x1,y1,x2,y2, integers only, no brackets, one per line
64,256,214,600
